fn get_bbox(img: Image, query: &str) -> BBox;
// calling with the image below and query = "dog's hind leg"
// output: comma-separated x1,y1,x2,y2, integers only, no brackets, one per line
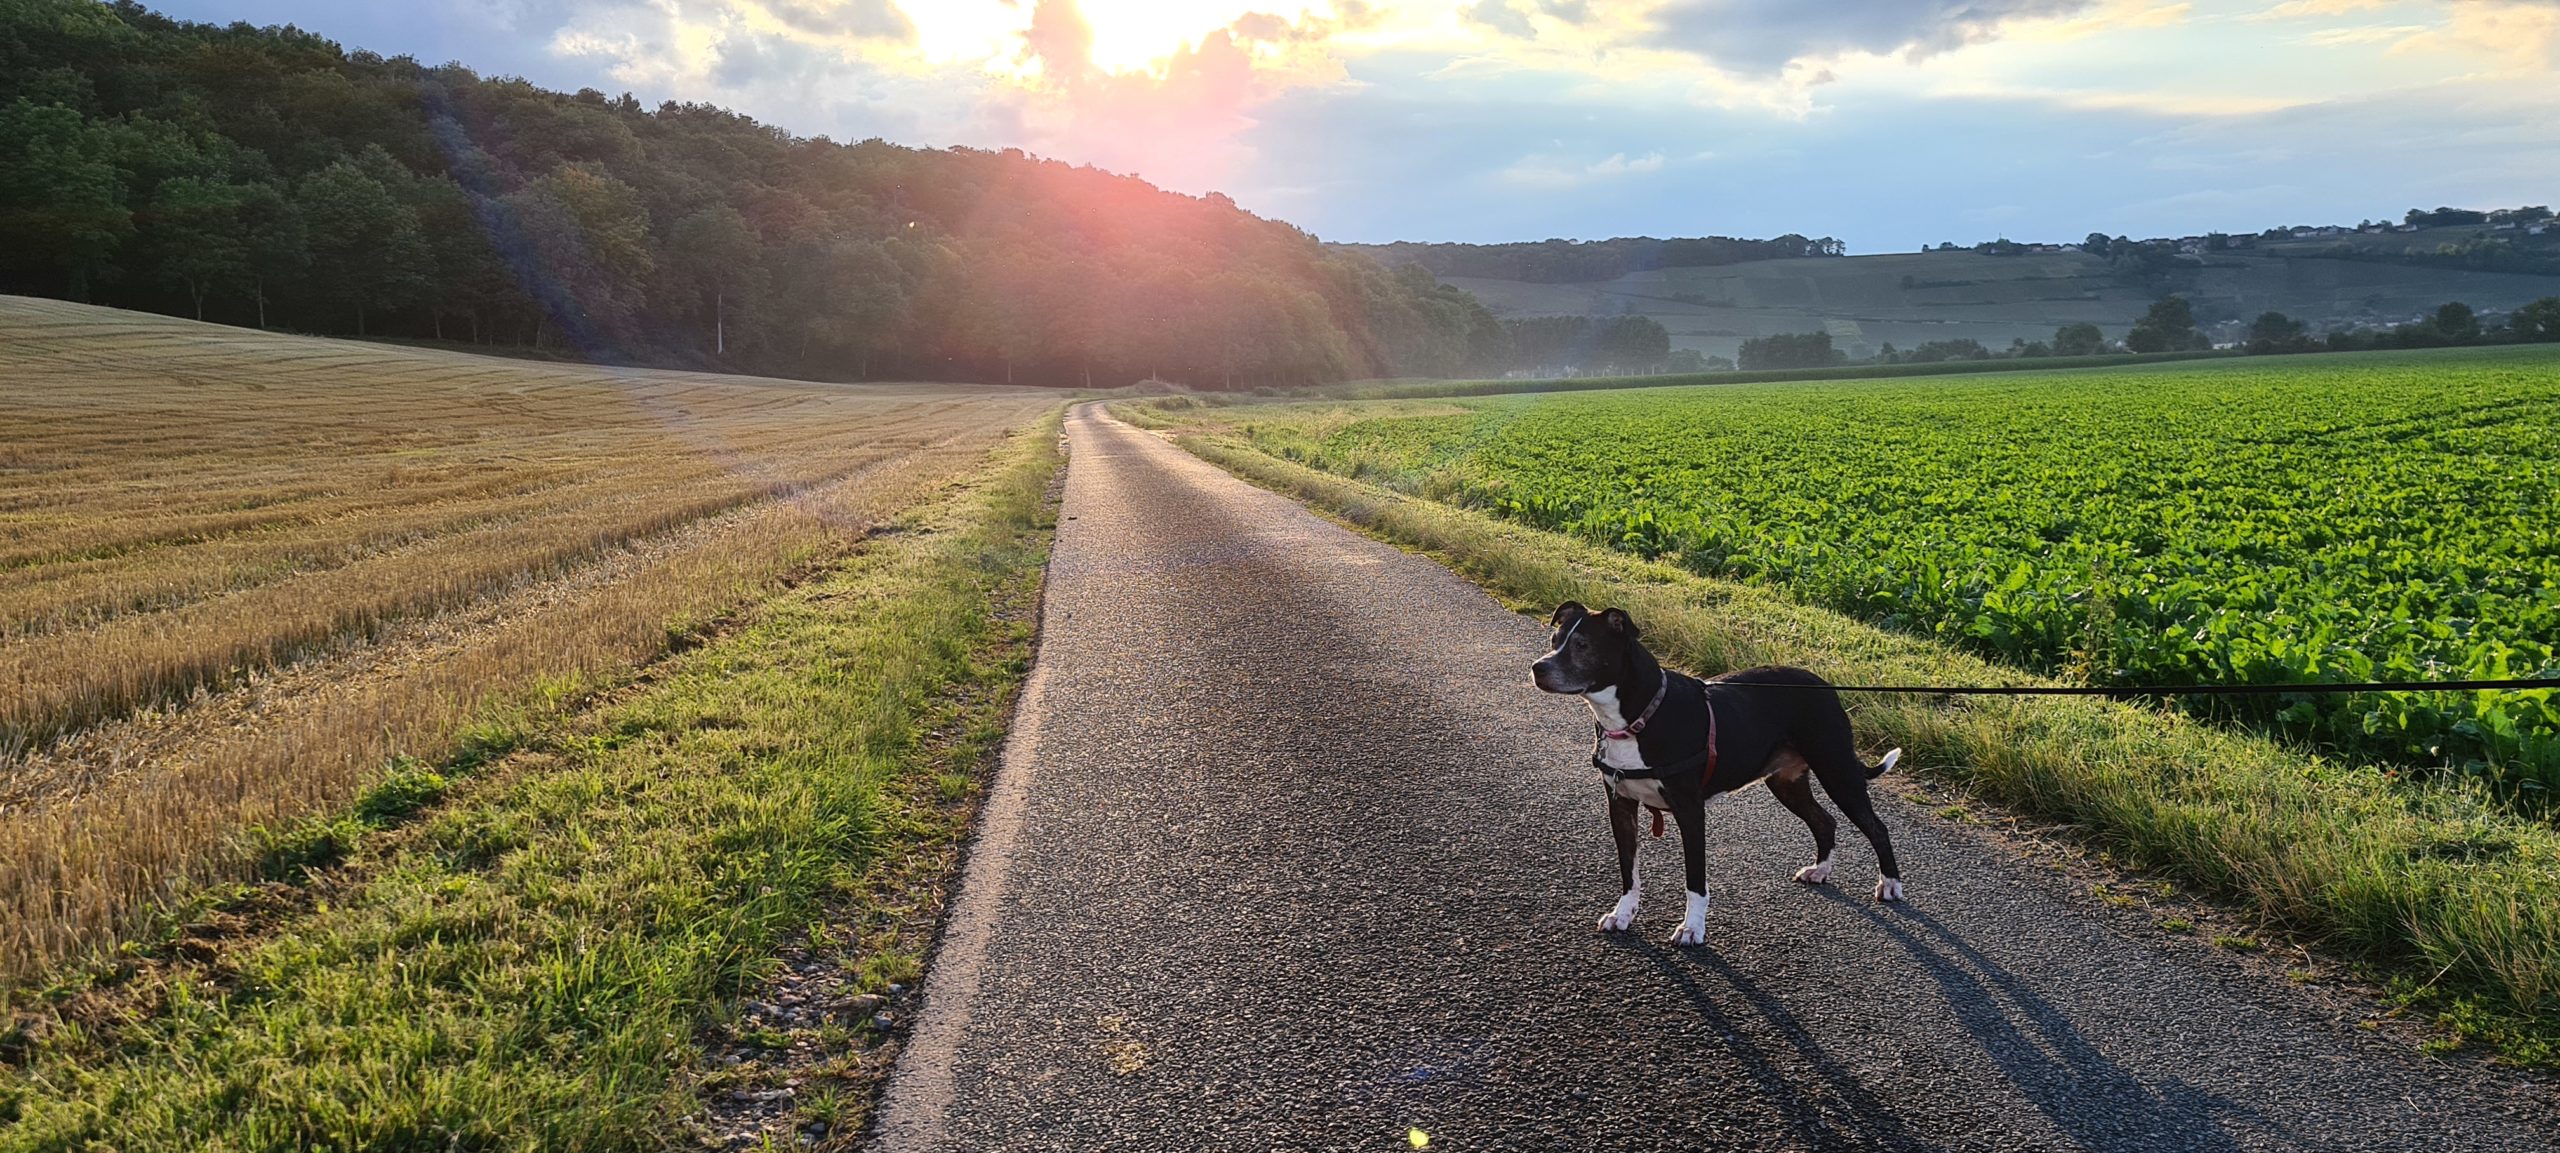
1821,777,1904,901
1800,721,1906,902
1765,769,1837,884
1598,789,1642,932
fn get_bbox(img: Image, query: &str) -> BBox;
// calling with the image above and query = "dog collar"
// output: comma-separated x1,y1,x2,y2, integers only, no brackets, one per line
1598,672,1670,741
1592,688,1718,783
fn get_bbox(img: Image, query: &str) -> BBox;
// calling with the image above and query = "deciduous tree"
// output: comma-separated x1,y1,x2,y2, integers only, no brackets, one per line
299,158,430,334
667,204,763,356
0,98,130,299
2053,322,2106,357
2510,296,2560,342
138,176,258,319
2125,296,2202,353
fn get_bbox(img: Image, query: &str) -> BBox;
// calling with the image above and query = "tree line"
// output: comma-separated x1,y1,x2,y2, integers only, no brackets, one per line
1335,234,1848,286
0,0,1573,389
1492,315,1675,376
1738,293,2560,371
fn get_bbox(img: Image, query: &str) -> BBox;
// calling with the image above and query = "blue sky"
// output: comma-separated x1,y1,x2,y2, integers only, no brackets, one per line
142,1,2560,253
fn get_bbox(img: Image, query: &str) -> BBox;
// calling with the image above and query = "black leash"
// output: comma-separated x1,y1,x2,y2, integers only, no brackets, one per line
1720,676,2560,697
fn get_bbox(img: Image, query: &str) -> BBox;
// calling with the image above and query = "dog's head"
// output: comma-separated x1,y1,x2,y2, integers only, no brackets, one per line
1531,601,1641,695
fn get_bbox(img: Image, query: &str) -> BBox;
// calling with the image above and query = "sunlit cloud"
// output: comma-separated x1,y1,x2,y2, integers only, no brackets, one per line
2390,0,2560,71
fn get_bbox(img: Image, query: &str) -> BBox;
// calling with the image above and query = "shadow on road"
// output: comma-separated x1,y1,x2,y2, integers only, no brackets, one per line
1631,890,2332,1153
1636,937,1932,1151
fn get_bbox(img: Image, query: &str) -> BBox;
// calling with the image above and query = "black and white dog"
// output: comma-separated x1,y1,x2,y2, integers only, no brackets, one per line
1531,602,1905,945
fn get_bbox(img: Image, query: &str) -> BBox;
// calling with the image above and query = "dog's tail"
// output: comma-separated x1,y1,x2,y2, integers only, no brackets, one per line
1868,747,1903,780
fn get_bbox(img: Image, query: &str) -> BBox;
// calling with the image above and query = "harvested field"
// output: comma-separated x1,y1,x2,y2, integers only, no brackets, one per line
0,296,1059,986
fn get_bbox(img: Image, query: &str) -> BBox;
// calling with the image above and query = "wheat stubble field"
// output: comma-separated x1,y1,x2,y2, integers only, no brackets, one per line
0,295,1057,986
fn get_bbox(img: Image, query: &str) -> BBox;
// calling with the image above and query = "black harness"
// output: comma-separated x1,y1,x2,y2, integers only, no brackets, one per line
1589,673,1721,783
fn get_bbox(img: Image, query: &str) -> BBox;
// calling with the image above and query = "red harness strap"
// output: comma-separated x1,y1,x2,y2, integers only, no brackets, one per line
1602,672,1672,740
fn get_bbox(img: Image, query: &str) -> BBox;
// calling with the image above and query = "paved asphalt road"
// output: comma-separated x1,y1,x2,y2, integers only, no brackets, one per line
871,405,2556,1152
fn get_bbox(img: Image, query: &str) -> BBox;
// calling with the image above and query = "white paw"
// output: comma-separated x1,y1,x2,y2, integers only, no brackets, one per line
1666,889,1709,945
1875,878,1906,902
1596,901,1638,933
1793,861,1833,884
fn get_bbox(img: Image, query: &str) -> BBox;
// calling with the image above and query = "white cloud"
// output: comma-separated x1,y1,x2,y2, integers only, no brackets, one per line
2302,22,2431,44
1499,148,1670,186
2252,0,2393,19
1930,80,2315,116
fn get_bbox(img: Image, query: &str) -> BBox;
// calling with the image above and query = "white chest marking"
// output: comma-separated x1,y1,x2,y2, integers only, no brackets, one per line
1585,685,1632,733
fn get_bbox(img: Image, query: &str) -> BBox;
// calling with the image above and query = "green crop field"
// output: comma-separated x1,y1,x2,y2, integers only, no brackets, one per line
1222,346,2560,799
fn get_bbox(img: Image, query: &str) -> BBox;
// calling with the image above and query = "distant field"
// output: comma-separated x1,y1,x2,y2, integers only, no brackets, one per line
0,296,1057,984
1218,346,2560,795
1427,244,2560,362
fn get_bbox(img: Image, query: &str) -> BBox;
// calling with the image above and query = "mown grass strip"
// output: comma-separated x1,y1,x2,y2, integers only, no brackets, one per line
0,416,1061,1150
1156,419,2559,1066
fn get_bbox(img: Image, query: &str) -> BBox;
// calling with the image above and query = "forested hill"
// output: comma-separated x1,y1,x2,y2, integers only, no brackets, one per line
1334,235,1849,284
0,0,1509,388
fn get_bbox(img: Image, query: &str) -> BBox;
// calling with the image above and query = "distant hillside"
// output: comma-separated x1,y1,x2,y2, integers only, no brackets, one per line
0,0,1499,388
1333,235,1845,284
1374,242,2560,363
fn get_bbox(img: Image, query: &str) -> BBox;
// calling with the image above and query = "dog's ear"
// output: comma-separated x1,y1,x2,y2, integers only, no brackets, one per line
1600,608,1639,639
1549,601,1588,627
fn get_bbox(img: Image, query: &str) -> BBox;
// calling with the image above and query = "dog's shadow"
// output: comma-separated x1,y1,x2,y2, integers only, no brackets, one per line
1608,890,2326,1153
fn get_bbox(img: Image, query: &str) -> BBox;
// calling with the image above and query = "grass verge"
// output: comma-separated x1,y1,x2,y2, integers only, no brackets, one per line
1148,413,2560,1067
1294,349,2246,400
0,415,1062,1149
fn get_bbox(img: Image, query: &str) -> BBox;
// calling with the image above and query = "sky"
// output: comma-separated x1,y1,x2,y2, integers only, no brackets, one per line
143,0,2560,253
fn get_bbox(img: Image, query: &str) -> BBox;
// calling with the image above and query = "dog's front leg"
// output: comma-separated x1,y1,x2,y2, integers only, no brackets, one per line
1668,801,1709,946
1598,789,1641,932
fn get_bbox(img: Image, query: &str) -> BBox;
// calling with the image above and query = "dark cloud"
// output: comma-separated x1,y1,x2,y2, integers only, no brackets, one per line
1650,0,2099,73
1464,1,1538,38
711,28,833,88
1464,0,1605,39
